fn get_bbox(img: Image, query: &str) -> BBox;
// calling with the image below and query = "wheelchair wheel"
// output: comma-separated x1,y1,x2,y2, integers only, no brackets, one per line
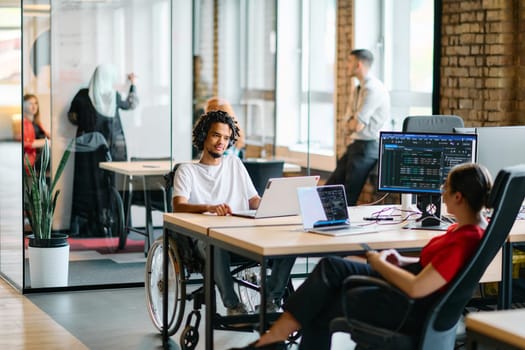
180,325,199,350
234,266,262,313
145,237,186,336
100,186,126,252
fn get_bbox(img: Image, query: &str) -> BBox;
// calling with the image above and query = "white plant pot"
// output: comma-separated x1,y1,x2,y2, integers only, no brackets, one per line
28,234,69,288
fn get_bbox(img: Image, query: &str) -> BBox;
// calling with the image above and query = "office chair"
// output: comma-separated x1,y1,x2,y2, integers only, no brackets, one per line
401,115,465,226
242,160,284,195
402,115,464,133
329,164,525,350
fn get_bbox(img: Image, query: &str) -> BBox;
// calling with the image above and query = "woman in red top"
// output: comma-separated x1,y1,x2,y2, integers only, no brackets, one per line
230,163,492,350
22,94,50,167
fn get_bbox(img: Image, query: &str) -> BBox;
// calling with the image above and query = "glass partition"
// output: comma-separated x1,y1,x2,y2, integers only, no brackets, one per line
17,0,192,290
0,1,23,289
1,0,435,291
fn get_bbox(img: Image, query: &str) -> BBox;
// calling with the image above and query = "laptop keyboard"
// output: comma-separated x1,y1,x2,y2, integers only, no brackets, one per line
315,225,350,232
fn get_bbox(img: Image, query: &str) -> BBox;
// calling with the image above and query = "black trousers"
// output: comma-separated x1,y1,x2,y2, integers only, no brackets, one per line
326,140,379,206
283,256,433,350
283,256,379,350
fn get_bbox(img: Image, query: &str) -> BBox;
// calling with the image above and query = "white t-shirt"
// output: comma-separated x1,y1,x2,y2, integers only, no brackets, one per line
172,155,258,212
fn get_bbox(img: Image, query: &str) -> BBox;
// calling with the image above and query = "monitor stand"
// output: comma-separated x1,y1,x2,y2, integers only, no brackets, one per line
403,194,449,231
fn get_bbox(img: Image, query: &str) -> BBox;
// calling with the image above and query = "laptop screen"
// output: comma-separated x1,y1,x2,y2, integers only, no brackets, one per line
297,185,349,230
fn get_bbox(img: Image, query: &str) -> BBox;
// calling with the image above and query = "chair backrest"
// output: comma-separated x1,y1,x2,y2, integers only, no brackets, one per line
402,115,464,133
242,160,284,195
420,164,525,348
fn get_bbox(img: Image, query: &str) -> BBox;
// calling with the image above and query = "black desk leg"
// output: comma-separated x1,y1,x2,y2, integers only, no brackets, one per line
259,259,268,334
162,228,169,348
499,242,513,310
205,243,215,350
144,177,154,254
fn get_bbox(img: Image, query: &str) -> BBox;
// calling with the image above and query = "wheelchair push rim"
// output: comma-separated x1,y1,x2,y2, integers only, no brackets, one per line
145,237,186,336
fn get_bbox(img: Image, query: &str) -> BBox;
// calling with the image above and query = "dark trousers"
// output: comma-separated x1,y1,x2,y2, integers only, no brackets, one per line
284,257,431,350
283,256,379,350
326,140,379,206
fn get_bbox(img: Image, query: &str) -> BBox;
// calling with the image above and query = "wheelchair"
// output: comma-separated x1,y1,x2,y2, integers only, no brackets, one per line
69,133,126,252
144,164,298,349
144,232,284,349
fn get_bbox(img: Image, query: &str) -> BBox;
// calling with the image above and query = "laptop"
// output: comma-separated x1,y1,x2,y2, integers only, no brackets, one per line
232,175,320,219
297,185,377,236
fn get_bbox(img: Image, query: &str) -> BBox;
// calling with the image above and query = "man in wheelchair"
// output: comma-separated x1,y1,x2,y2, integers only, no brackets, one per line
172,110,295,315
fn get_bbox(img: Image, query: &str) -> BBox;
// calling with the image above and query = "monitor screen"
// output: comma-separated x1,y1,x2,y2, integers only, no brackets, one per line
455,126,525,180
378,131,477,194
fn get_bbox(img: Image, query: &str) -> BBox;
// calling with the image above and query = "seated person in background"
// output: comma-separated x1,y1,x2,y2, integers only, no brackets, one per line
230,162,492,350
172,110,295,315
204,96,246,158
21,94,50,170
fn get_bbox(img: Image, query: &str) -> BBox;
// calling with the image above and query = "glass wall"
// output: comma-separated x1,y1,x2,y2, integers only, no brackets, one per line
0,0,435,291
14,0,191,291
0,0,23,289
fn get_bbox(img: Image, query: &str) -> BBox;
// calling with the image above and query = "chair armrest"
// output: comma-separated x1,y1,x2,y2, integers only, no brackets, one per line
343,275,409,300
342,275,415,332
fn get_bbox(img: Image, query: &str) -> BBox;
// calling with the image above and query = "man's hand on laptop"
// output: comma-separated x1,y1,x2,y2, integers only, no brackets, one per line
209,203,232,216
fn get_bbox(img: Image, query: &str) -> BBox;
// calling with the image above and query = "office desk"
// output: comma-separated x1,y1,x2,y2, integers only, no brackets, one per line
100,160,173,252
466,309,525,350
162,206,442,349
500,219,525,309
161,206,515,349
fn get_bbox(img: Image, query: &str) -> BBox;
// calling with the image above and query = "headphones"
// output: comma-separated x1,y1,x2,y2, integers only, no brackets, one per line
193,111,237,150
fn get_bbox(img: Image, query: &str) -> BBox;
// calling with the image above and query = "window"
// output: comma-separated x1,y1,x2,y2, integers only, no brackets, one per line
276,0,336,156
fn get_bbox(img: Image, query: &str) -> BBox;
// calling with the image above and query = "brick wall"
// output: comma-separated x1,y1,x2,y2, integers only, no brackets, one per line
440,0,525,126
335,0,354,159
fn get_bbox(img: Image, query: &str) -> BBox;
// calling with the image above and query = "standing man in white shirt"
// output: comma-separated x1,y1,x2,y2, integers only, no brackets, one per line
172,110,295,315
326,49,390,205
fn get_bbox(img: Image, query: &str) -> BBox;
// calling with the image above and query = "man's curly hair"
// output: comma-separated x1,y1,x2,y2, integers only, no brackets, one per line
192,110,240,151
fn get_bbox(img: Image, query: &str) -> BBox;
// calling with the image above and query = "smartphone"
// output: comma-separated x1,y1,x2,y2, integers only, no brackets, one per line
360,243,373,252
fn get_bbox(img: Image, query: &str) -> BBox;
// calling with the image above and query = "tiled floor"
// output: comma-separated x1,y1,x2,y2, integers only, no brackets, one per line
27,281,356,349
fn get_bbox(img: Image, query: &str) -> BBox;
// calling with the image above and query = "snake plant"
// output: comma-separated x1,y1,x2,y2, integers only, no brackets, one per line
24,139,72,240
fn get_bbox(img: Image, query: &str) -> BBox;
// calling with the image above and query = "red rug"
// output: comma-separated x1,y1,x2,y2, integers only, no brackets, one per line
25,237,144,254
68,237,145,254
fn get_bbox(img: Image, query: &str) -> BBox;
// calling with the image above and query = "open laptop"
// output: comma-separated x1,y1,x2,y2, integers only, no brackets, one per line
232,175,320,219
297,185,377,236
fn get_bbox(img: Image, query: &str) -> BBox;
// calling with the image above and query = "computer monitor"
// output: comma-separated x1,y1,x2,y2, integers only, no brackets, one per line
378,131,477,230
455,126,525,180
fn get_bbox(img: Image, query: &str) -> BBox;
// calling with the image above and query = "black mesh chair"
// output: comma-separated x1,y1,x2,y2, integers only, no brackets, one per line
242,160,285,195
401,115,465,226
329,164,525,350
402,115,464,133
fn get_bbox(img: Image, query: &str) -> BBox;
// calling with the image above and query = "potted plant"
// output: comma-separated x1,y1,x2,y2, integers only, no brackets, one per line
25,138,72,287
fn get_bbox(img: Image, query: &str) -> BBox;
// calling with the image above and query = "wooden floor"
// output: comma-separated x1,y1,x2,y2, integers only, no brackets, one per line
0,279,87,350
1,276,356,350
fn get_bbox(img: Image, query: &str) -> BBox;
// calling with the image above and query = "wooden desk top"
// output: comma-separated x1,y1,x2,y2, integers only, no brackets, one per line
208,223,439,256
466,309,525,348
508,219,525,243
163,205,506,282
100,160,301,177
163,212,304,235
197,205,438,255
100,160,172,176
